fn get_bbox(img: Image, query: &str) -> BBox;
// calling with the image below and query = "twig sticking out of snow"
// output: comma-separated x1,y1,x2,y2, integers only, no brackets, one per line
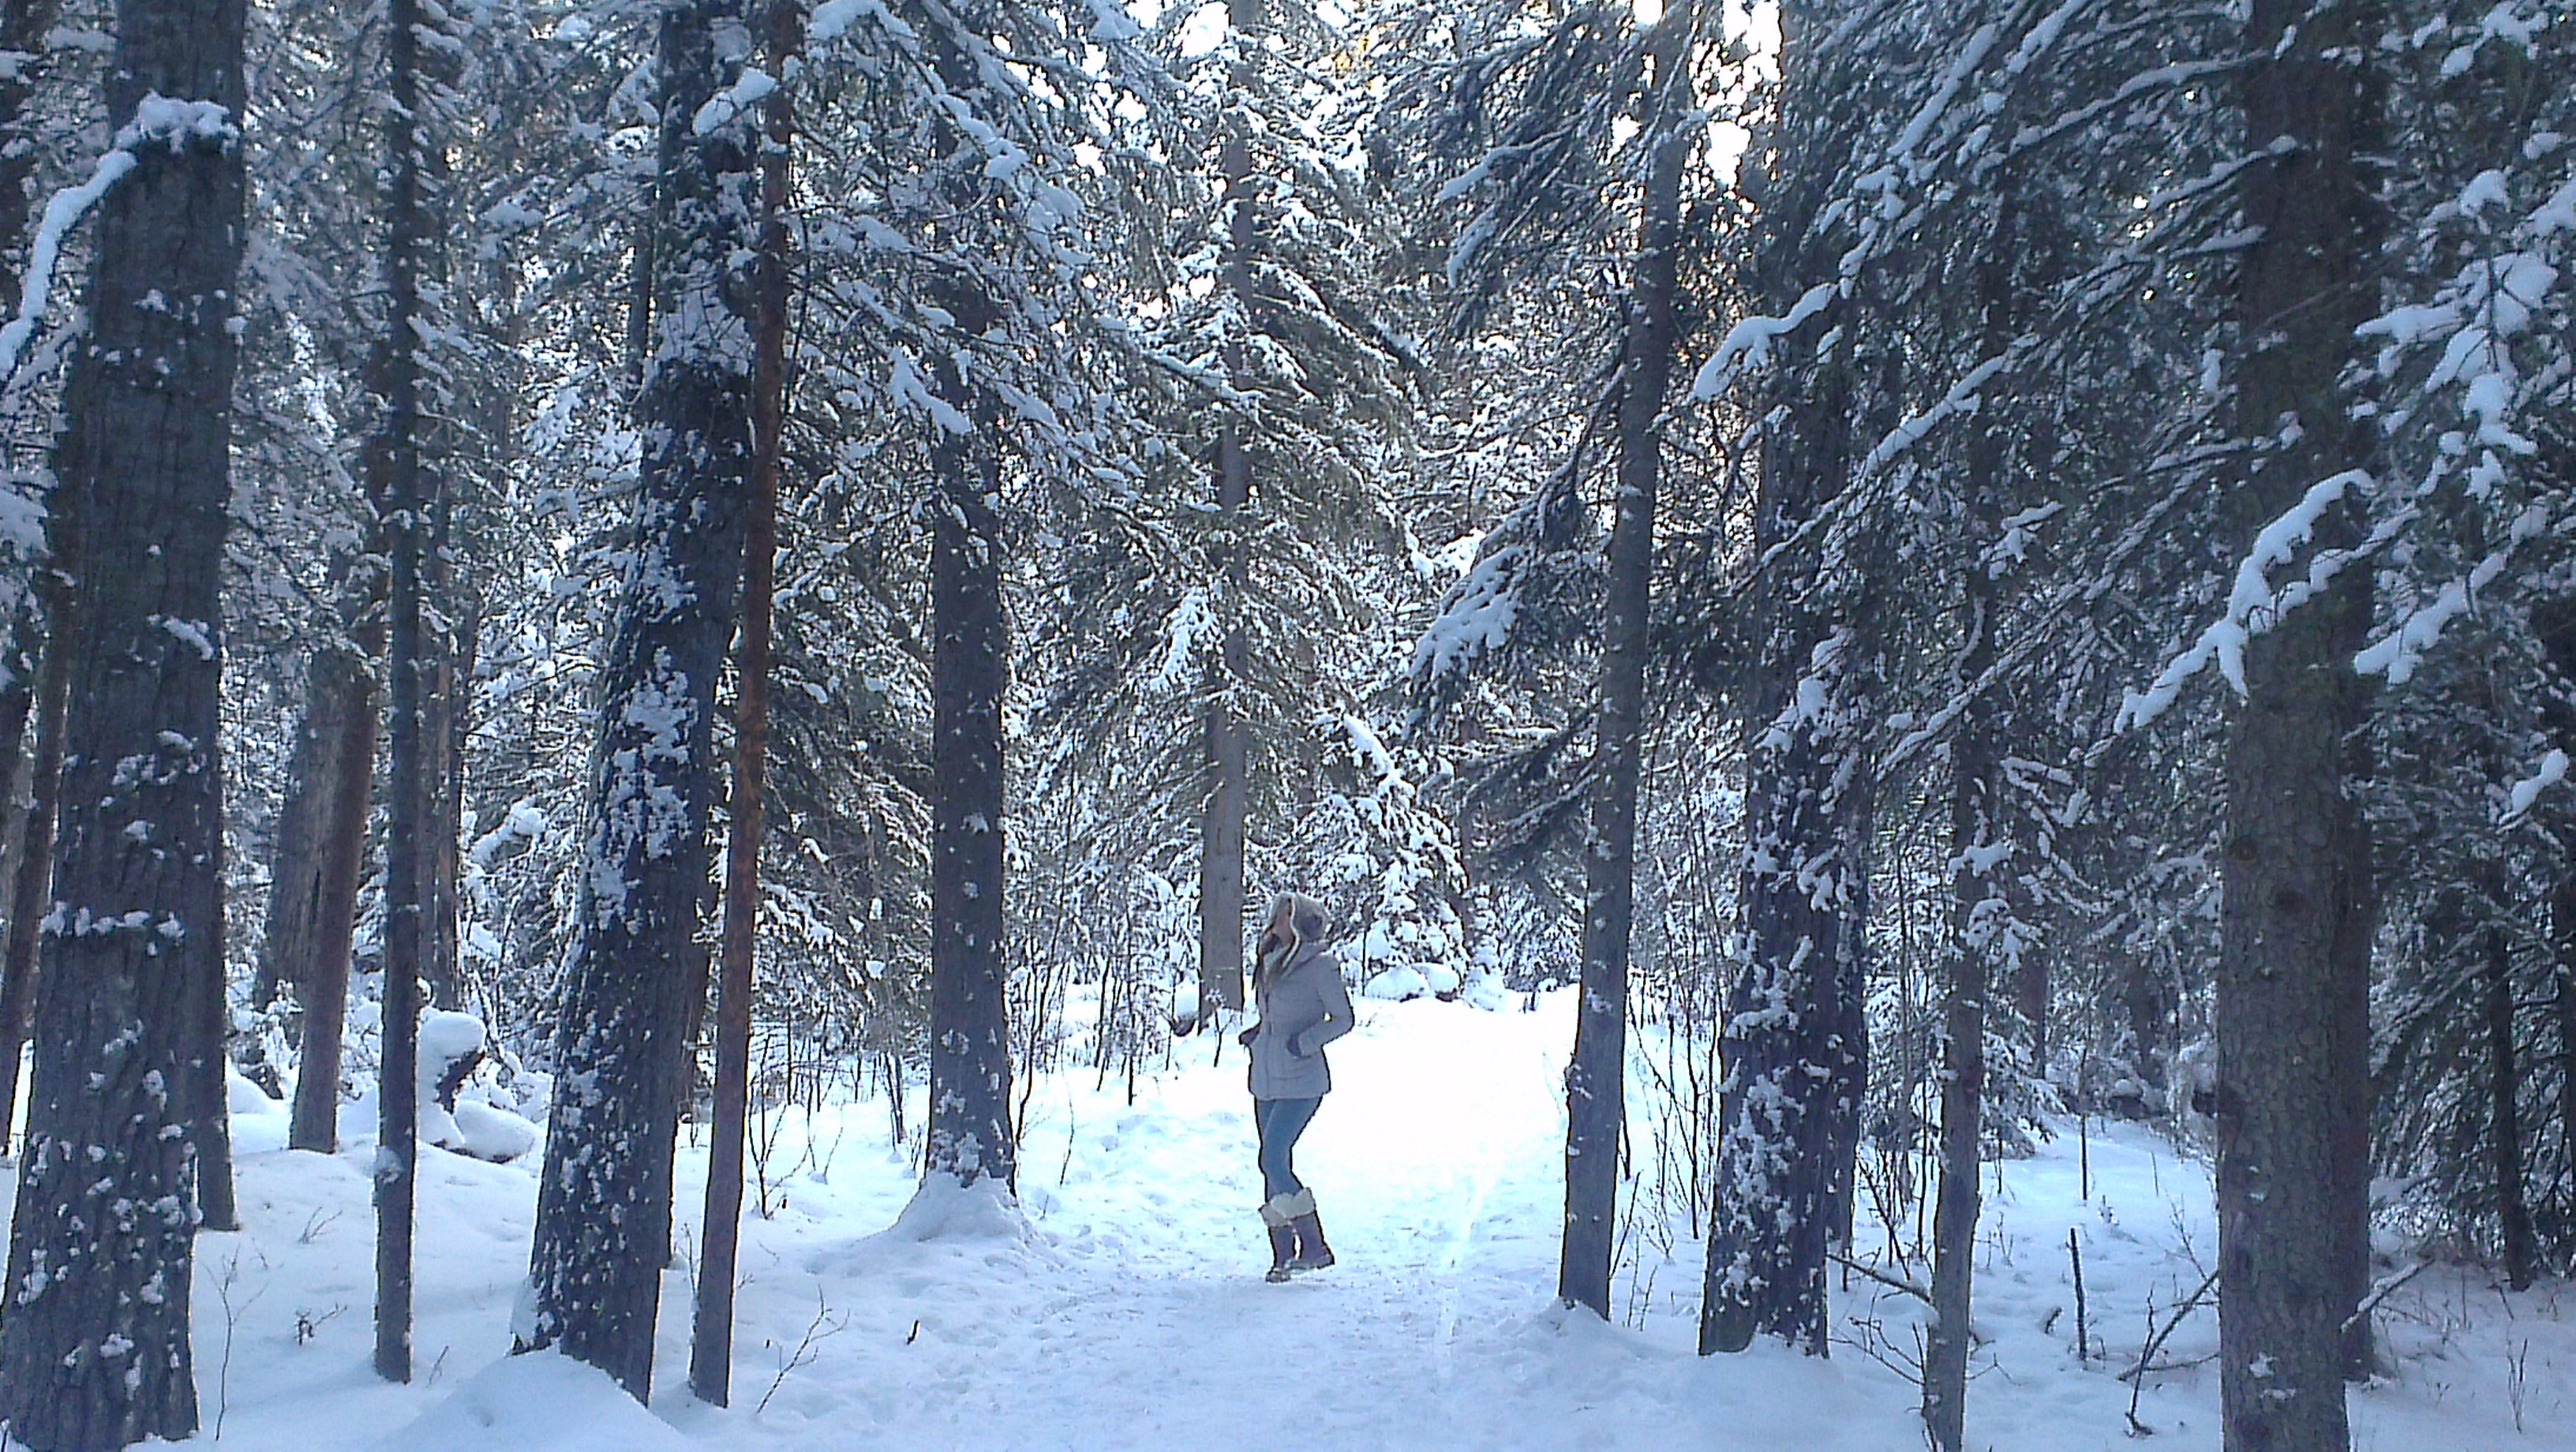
2121,1264,2220,1439
2342,1259,2432,1337
1828,1250,1931,1305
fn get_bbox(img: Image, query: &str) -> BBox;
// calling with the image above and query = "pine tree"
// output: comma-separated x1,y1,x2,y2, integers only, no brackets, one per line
2211,0,2384,1440
522,0,761,1399
0,0,248,1440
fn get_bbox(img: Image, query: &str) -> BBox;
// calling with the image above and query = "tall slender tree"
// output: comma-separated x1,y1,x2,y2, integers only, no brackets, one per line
692,0,799,1404
1560,0,1696,1320
0,0,249,1441
2213,0,2385,1440
522,0,759,1400
372,0,442,1383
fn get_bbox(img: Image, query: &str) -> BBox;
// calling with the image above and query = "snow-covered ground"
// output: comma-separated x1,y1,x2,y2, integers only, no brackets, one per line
5,990,2570,1448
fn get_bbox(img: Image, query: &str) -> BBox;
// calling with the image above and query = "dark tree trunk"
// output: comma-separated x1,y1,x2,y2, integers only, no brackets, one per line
1559,3,1690,1321
278,606,382,1154
192,845,238,1231
912,2,1017,1196
2013,945,2048,1070
2488,919,2533,1291
927,427,1015,1188
1196,0,1264,1030
2215,0,2383,1443
522,0,758,1402
421,492,466,1012
0,584,67,1157
1925,200,2021,1441
373,0,436,1383
692,1,796,1403
2559,964,2576,1229
1926,346,2011,1451
1700,0,1871,1358
1701,349,1860,1357
0,2,65,1142
0,0,245,1439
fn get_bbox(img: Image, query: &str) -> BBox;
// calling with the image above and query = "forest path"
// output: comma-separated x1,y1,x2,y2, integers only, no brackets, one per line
15,990,2564,1449
642,993,1873,1450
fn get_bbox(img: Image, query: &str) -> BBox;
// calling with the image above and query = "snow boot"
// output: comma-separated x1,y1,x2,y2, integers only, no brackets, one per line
1260,1192,1303,1282
1282,1188,1333,1272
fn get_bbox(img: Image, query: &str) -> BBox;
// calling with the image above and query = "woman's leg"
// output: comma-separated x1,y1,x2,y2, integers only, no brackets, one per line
1258,1096,1321,1201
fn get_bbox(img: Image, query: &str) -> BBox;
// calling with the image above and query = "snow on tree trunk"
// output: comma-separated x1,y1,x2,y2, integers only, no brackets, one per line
0,0,246,1439
1701,333,1865,1359
522,0,759,1404
2215,0,2382,1443
927,424,1015,1189
912,0,1018,1196
374,0,437,1382
1194,0,1264,1031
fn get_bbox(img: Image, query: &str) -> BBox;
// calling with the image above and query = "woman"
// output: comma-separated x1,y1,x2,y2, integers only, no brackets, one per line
1239,891,1356,1282
1236,890,1360,1277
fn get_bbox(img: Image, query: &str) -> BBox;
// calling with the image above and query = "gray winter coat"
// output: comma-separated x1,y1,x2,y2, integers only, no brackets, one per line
1248,940,1356,1100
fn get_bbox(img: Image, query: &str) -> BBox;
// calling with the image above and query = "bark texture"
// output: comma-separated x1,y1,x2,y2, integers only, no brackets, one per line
2216,0,2383,1443
373,0,434,1382
913,3,1017,1194
927,426,1015,1188
522,0,757,1401
1699,0,1872,1358
1701,353,1863,1357
0,0,246,1440
274,598,381,1154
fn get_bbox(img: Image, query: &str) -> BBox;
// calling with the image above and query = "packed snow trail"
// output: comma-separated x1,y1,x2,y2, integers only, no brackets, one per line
5,991,2568,1449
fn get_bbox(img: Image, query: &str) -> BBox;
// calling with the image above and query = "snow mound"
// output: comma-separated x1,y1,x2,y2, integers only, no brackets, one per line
378,1349,689,1451
419,1009,487,1072
886,1173,1028,1244
447,1099,540,1162
1365,965,1431,1001
227,1067,284,1117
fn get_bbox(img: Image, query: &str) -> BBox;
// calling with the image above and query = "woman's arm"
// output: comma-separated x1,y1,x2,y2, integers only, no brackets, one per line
1290,955,1357,1057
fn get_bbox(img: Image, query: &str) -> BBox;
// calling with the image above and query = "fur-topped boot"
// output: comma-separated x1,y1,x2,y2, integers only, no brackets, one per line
1287,1192,1334,1272
1260,1192,1303,1282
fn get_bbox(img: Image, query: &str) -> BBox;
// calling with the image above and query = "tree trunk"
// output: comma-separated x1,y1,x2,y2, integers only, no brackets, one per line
373,0,435,1383
0,0,245,1438
0,0,74,1163
909,2,1018,1196
1926,386,2008,1452
1559,2,1690,1321
522,0,758,1402
279,615,381,1154
1700,0,1872,1357
926,425,1015,1188
693,1,796,1403
0,608,40,902
2215,0,2383,1443
1701,349,1860,1357
1196,0,1264,1031
2557,945,2576,1231
2488,917,2533,1291
421,488,466,1012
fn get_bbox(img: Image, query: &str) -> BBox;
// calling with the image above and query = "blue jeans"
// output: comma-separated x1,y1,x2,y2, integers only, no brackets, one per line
1255,1096,1321,1202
